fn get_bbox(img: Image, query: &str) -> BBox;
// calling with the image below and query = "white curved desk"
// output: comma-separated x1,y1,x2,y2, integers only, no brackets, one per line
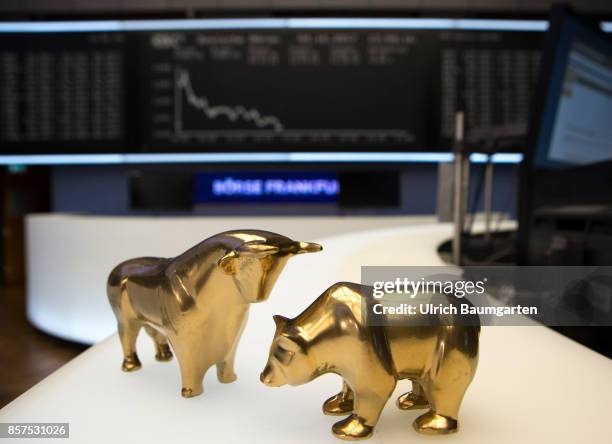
3,221,610,444
25,214,434,344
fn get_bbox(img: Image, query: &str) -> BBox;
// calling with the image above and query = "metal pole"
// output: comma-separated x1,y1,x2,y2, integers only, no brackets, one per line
452,111,465,266
484,157,494,242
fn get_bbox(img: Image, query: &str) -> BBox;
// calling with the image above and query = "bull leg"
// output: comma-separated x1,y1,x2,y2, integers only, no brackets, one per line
216,349,238,383
171,338,208,398
216,333,240,383
216,324,241,383
323,380,354,416
332,377,396,440
118,318,142,372
216,312,248,383
143,325,173,362
397,380,429,410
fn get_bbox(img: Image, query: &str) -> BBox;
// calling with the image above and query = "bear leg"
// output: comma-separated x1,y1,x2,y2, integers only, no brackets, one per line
397,381,429,410
332,375,396,440
323,381,354,416
412,376,463,434
413,326,478,435
331,415,373,441
413,411,458,435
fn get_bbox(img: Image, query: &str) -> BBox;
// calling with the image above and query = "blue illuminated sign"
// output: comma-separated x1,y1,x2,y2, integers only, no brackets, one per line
194,172,340,203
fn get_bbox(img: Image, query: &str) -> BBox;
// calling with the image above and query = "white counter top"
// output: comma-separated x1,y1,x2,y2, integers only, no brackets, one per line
3,221,610,444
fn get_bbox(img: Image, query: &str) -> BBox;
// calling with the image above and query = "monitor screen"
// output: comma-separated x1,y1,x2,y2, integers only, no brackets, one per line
534,13,612,168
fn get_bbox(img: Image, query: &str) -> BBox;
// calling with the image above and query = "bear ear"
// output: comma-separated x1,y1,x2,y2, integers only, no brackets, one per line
273,315,290,329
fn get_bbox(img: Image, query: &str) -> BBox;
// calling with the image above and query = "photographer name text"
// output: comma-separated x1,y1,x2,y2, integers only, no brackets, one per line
372,302,538,317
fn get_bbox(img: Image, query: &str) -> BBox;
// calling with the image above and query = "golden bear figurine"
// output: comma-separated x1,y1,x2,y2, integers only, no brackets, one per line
107,230,321,398
261,282,479,440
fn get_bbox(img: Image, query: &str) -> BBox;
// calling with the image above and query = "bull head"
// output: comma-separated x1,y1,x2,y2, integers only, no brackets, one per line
218,238,322,303
218,241,281,275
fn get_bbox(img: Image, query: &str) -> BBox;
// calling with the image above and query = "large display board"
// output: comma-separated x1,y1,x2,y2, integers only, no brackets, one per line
0,32,130,152
432,31,541,147
0,20,544,154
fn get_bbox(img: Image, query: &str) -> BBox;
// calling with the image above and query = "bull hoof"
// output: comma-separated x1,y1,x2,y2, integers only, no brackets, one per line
413,411,458,435
216,363,237,383
323,392,354,416
181,387,203,398
218,372,237,384
396,391,429,410
121,354,142,372
332,415,373,441
155,345,173,362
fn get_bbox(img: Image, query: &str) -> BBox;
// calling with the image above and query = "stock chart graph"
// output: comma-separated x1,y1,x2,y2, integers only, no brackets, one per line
143,30,422,150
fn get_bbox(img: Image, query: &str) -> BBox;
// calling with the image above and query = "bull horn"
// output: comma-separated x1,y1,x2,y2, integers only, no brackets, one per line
237,241,280,257
273,314,290,329
293,241,323,254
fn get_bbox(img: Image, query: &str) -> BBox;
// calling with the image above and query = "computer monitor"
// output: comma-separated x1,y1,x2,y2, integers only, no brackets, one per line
518,5,612,266
517,6,612,357
532,7,612,168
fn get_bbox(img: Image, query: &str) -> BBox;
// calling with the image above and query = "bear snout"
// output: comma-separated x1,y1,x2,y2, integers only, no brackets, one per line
260,363,272,385
260,363,283,387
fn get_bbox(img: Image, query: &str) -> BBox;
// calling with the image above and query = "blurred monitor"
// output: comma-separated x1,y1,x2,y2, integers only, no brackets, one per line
518,6,612,265
519,4,612,267
518,6,612,358
533,7,612,168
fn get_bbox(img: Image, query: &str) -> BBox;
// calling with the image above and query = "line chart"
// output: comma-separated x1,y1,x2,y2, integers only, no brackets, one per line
174,68,285,133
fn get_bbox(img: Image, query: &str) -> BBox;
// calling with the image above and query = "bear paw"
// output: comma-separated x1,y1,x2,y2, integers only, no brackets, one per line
323,392,354,416
332,415,373,441
413,411,458,435
396,391,429,410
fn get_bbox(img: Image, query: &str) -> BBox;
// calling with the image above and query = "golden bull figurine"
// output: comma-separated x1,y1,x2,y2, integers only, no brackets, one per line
261,282,479,440
107,230,321,398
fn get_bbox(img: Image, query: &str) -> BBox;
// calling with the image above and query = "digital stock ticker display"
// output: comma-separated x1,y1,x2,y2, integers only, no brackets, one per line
0,19,545,155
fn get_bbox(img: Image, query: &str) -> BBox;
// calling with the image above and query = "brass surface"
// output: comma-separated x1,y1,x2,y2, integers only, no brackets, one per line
261,282,479,440
107,230,321,398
